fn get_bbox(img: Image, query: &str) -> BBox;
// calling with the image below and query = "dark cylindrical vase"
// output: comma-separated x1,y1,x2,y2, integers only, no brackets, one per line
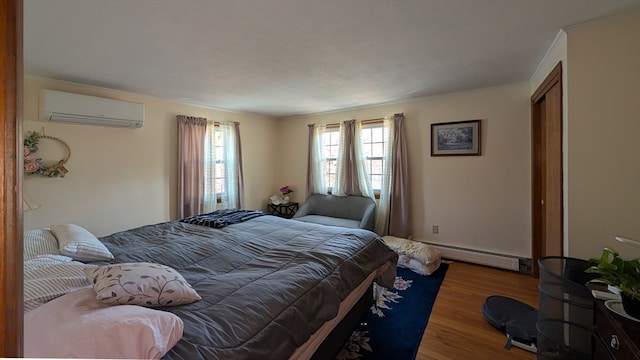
621,293,640,320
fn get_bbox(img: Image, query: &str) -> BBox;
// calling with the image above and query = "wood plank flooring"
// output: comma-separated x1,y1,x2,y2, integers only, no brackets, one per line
417,261,539,360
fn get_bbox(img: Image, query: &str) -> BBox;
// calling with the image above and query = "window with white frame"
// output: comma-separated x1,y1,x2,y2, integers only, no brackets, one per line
204,124,224,206
321,128,340,192
360,123,387,192
318,121,389,195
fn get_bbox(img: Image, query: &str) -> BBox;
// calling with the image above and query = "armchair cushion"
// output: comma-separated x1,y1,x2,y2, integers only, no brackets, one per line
292,194,376,231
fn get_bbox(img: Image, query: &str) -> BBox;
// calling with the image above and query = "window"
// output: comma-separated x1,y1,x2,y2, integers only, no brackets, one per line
204,125,224,204
309,115,404,236
203,122,240,211
360,123,387,192
318,122,389,195
321,128,340,192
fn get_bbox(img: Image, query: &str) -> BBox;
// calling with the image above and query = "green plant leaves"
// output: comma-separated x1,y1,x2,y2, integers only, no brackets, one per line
586,248,640,300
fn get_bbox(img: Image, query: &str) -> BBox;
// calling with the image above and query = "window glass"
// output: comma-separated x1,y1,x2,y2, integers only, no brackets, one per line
205,126,225,200
361,124,386,192
317,122,388,194
321,129,340,190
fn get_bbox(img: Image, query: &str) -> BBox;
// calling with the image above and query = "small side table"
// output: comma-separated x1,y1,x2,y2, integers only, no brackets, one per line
267,202,299,219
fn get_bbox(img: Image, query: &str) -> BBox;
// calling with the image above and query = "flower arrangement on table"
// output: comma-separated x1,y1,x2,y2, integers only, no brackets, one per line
279,185,293,203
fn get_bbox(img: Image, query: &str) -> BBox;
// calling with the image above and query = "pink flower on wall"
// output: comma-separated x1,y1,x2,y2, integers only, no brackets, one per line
24,152,36,162
23,146,40,173
24,160,40,173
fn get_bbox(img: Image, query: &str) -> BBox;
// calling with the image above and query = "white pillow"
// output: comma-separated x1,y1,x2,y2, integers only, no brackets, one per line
24,229,60,260
382,236,442,275
23,255,95,312
24,288,184,359
51,224,114,262
382,236,441,265
397,254,442,276
84,262,201,307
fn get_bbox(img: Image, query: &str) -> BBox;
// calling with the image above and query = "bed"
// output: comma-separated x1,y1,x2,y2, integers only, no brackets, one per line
23,212,397,359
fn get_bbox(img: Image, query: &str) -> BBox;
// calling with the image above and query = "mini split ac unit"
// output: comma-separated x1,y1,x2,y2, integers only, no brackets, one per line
40,89,145,128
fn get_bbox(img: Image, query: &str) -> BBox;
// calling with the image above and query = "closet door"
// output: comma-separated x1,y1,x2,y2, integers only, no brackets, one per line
531,62,563,278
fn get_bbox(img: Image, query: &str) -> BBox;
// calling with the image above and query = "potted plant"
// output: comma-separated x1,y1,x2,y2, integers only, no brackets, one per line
586,248,640,319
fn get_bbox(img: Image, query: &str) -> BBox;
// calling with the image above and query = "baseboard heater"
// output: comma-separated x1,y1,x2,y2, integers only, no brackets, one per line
426,243,531,274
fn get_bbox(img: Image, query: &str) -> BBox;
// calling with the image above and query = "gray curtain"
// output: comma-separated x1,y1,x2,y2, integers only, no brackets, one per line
177,115,207,218
388,113,412,238
338,120,362,196
233,121,245,209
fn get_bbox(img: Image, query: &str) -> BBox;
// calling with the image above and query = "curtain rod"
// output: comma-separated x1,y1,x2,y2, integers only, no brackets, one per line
323,117,386,128
361,117,385,124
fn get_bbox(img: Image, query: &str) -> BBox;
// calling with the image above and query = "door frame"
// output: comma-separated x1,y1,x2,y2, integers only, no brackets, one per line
0,0,24,356
531,61,563,277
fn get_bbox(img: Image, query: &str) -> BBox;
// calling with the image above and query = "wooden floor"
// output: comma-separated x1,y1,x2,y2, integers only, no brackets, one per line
417,261,539,360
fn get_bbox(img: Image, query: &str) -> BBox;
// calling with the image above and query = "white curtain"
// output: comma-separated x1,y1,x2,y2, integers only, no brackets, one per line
203,121,240,212
357,118,394,235
333,121,349,196
310,123,330,195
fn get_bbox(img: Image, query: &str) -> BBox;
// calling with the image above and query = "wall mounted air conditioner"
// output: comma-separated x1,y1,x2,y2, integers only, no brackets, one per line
40,89,144,128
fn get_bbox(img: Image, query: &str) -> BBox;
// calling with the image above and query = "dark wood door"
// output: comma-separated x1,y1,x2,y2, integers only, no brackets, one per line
531,62,563,277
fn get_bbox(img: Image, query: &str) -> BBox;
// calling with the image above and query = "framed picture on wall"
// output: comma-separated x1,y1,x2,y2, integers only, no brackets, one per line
431,119,481,156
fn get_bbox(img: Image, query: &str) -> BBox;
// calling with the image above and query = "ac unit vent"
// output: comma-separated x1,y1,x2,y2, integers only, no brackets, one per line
40,90,144,128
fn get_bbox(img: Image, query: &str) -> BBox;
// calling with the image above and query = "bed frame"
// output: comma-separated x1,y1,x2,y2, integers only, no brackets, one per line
312,285,374,359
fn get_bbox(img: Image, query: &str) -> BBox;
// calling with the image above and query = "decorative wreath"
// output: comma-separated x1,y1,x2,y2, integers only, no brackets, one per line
23,131,71,178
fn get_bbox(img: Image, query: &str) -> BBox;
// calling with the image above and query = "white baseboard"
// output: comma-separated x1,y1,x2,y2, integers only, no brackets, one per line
426,243,522,272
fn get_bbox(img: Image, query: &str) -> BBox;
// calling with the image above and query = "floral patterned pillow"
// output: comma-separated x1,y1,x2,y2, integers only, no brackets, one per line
84,262,201,307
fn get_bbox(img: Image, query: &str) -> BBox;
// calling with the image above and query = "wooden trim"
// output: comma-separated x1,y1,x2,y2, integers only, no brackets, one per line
532,61,561,103
0,0,23,356
531,101,543,277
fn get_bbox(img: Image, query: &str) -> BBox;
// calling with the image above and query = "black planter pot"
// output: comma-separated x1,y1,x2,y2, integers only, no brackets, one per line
621,292,640,320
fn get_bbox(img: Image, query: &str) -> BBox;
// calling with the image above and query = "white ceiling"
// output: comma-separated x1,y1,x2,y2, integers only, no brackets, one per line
24,0,640,118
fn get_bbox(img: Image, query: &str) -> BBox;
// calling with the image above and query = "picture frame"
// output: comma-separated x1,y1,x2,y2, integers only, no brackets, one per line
431,119,481,156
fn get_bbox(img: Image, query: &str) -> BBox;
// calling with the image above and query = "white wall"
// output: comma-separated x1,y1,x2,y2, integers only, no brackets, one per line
278,83,532,258
23,76,279,236
565,13,640,260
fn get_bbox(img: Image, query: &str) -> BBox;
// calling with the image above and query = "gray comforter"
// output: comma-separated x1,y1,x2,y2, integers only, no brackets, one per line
99,215,397,360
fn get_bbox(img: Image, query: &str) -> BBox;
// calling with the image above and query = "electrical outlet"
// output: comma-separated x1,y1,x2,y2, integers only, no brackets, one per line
432,225,439,234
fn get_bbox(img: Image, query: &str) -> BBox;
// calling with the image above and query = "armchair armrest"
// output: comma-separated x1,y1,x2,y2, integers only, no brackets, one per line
358,203,376,231
292,202,312,218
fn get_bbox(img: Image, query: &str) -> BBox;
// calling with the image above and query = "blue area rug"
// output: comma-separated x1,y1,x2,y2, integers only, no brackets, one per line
337,264,449,360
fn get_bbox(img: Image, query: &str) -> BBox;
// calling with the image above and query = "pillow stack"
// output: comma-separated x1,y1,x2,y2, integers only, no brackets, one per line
382,235,442,275
23,224,198,359
23,223,113,312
